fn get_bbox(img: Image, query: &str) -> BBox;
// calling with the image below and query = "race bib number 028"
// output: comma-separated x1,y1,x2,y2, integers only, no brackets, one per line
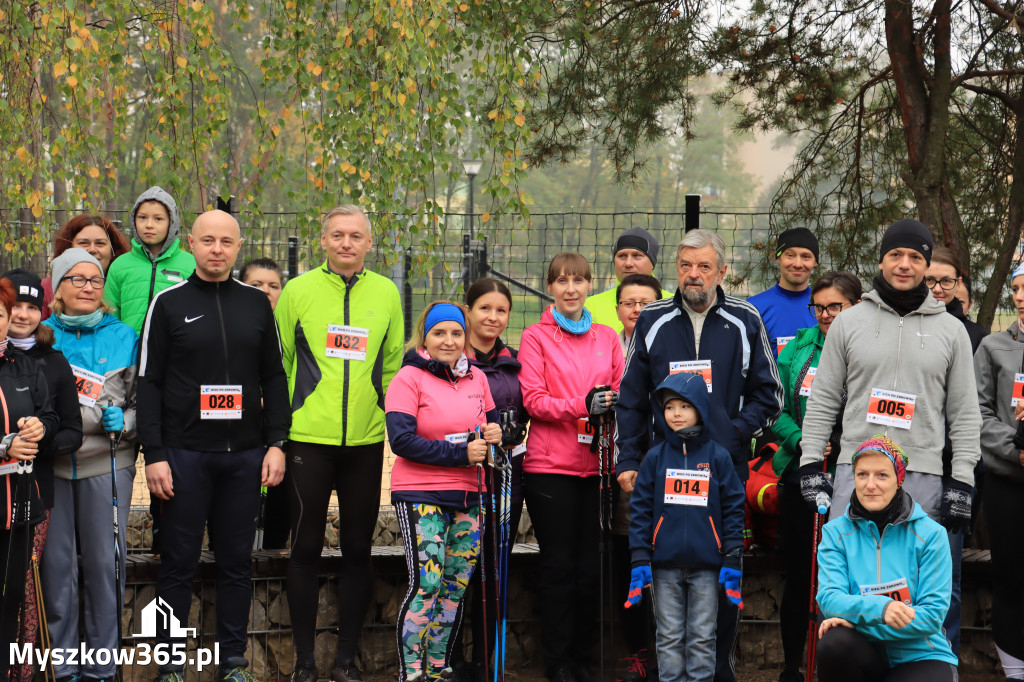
200,385,243,420
664,469,710,506
866,388,916,430
325,325,369,361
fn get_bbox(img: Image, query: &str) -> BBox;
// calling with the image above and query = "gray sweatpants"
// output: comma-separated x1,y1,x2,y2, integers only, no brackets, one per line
41,468,135,679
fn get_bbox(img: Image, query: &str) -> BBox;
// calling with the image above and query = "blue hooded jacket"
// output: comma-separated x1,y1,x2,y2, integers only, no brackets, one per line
628,372,746,570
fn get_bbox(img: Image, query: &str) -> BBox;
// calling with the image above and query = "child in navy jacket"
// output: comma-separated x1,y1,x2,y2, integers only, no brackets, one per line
626,372,746,682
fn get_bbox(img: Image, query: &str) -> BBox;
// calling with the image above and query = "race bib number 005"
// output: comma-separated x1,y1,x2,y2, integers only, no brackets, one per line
200,385,243,420
866,388,916,430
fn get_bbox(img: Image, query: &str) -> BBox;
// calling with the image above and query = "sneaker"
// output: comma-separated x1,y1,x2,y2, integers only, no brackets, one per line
220,667,259,682
405,672,425,682
329,662,363,682
291,664,318,682
153,673,184,682
618,649,649,682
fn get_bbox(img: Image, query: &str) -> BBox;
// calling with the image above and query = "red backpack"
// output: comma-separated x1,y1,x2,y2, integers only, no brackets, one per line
744,442,781,549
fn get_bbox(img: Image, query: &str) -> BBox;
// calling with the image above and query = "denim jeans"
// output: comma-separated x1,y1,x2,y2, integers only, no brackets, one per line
652,567,719,682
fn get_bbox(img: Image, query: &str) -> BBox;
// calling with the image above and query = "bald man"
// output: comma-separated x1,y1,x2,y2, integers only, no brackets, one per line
138,211,290,682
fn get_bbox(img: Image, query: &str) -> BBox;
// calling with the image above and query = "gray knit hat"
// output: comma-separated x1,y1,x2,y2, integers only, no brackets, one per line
51,248,103,287
615,227,660,267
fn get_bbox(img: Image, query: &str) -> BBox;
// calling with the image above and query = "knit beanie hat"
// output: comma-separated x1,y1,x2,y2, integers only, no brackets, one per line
1,269,44,308
615,227,659,267
51,248,103,287
775,228,819,262
879,219,934,265
852,435,909,486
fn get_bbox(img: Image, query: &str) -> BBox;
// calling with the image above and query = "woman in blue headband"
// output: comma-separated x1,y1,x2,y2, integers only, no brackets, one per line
385,301,502,681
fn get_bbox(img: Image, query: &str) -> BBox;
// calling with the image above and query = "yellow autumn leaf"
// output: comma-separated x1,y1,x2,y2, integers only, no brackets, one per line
31,205,43,218
67,75,78,88
405,78,417,94
15,146,28,162
514,114,526,126
346,165,357,175
481,212,491,223
360,170,370,180
176,56,187,68
3,244,11,252
366,27,376,40
66,36,83,50
270,125,281,137
397,93,406,106
53,62,67,78
370,81,379,92
311,64,322,77
88,167,100,178
487,109,498,120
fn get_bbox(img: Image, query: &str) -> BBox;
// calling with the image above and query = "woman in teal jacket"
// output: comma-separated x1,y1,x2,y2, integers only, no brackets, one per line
815,436,957,681
772,271,861,682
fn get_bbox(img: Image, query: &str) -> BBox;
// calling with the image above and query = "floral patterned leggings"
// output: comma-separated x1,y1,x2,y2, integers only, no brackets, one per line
395,502,482,681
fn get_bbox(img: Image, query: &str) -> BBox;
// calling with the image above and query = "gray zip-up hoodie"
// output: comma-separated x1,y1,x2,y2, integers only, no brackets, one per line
799,288,981,486
973,321,1024,484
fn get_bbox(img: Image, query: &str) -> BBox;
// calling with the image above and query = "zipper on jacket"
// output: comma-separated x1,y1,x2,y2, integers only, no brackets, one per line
214,280,233,451
148,260,158,306
708,515,722,552
653,515,664,547
342,282,351,445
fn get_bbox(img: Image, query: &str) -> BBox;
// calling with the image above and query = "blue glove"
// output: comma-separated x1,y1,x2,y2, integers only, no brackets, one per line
102,406,124,433
719,566,744,608
624,565,652,608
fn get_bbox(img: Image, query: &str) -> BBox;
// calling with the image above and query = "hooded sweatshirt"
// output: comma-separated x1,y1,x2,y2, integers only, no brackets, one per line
973,320,1024,484
798,288,981,486
105,186,196,333
817,488,957,667
628,372,746,570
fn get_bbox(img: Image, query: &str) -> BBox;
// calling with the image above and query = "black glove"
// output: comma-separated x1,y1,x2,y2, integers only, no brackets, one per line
499,409,527,448
940,479,973,535
1013,420,1024,451
799,462,833,514
585,385,618,420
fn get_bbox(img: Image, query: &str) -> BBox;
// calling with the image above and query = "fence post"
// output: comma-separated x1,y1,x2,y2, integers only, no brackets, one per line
685,194,701,232
287,236,298,281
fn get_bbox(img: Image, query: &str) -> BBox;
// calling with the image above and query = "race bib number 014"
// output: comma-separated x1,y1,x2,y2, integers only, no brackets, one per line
866,388,916,430
325,325,369,361
664,469,710,506
200,385,243,420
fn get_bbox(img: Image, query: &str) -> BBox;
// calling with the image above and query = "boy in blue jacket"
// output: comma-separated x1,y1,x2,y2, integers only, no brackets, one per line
625,372,746,682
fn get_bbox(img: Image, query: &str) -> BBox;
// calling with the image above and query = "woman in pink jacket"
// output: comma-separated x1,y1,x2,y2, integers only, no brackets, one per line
519,252,624,682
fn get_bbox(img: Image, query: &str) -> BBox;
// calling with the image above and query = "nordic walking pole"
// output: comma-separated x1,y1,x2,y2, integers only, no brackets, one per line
33,543,55,682
806,458,830,682
106,400,124,682
596,414,615,682
472,427,491,680
253,485,267,551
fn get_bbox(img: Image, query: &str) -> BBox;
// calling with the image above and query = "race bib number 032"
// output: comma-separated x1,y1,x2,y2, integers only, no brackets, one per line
866,388,916,430
200,385,243,420
325,325,369,361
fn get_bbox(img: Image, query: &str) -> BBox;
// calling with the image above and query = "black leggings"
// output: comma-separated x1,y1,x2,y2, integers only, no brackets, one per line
816,626,957,682
985,473,1024,660
524,472,600,676
778,475,815,671
286,441,384,667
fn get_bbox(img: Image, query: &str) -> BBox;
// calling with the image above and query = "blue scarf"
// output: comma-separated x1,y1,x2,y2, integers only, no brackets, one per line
57,310,104,329
552,307,593,335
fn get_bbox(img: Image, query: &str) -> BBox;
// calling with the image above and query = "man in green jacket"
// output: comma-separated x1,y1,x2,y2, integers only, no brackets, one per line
105,185,196,333
275,204,404,682
586,226,670,333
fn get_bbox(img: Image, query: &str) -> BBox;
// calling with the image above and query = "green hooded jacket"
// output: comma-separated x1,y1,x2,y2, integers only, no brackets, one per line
771,324,826,477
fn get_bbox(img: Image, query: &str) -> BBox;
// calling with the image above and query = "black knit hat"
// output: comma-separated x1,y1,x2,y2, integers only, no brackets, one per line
879,219,934,265
1,269,44,308
775,228,819,262
615,227,659,267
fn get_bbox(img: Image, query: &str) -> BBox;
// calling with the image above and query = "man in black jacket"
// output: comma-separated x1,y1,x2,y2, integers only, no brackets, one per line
139,210,290,682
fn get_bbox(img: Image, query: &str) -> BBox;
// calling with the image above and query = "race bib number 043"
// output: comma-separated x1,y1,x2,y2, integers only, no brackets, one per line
71,366,105,408
866,388,916,430
200,385,243,420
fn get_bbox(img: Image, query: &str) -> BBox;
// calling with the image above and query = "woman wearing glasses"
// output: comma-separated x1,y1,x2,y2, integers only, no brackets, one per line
41,248,140,682
772,271,862,682
614,273,663,357
925,247,987,353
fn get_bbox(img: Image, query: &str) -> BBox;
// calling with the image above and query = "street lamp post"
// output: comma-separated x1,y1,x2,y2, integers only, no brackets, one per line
462,158,483,233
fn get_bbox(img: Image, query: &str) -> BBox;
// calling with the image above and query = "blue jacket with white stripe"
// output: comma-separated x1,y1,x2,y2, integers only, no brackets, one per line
615,287,783,481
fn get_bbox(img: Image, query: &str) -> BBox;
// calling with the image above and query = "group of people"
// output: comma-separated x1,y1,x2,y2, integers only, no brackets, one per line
0,188,1020,682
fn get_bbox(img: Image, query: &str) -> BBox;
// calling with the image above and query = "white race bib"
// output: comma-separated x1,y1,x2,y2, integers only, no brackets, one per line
860,577,912,605
668,360,712,394
664,468,710,506
866,388,916,430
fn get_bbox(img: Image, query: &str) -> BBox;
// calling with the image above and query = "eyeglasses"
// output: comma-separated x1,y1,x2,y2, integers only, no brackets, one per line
617,300,654,310
924,276,959,290
808,302,847,317
60,275,106,289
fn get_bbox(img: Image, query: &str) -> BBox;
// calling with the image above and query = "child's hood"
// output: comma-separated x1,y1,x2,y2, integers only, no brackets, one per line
652,371,711,447
130,185,182,261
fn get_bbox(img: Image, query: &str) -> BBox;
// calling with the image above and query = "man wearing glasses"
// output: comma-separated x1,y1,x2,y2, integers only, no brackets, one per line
616,229,783,682
798,218,981,657
748,228,820,358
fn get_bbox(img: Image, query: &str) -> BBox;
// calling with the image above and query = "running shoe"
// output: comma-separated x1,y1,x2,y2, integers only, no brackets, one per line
617,649,649,682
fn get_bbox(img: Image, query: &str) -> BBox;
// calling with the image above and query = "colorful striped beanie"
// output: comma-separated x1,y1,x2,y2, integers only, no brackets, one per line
852,435,909,486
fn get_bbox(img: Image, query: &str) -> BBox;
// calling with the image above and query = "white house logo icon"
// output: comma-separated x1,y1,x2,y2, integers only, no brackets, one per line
132,597,197,638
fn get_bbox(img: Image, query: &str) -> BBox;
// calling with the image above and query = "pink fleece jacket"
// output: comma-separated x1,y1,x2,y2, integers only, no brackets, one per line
518,306,624,477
